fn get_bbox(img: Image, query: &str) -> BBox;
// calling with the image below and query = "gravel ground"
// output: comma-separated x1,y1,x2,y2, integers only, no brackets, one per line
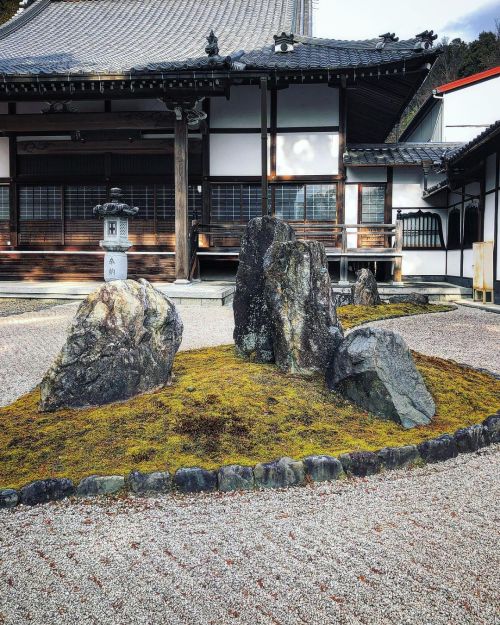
0,298,71,317
365,305,500,376
0,447,498,625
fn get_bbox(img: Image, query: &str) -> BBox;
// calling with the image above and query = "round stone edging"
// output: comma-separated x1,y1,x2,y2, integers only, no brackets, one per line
1,412,498,509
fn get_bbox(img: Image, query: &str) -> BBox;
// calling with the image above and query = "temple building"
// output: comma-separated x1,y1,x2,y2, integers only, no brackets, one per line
0,0,498,299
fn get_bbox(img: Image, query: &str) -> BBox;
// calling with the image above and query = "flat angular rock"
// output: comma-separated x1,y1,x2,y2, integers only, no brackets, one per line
234,216,295,363
217,465,254,492
351,268,381,306
127,470,171,495
264,239,343,374
327,327,435,429
339,451,381,477
254,457,305,489
0,489,19,509
174,468,217,494
454,425,489,453
384,293,429,305
377,445,420,470
20,478,74,506
303,455,344,482
77,475,125,497
417,434,458,463
483,413,500,443
40,278,183,411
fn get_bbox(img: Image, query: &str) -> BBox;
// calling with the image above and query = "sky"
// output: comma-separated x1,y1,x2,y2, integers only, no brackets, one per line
314,0,500,42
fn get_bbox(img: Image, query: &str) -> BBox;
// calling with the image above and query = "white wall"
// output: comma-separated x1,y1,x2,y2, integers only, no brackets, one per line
392,167,447,208
443,77,500,142
0,137,9,177
345,167,387,182
210,134,262,176
484,192,496,243
402,250,447,276
211,86,267,128
447,250,461,277
406,100,442,142
0,103,8,114
345,184,358,247
485,153,497,192
276,132,339,176
277,85,339,127
462,249,473,278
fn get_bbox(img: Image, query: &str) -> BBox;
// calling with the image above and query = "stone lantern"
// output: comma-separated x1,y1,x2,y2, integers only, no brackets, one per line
93,187,139,281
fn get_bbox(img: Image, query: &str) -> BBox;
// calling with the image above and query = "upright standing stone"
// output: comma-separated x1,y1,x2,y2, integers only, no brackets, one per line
39,279,183,411
233,216,295,362
351,268,381,306
263,239,343,374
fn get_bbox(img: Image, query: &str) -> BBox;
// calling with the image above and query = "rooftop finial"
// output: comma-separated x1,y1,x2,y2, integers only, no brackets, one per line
414,30,438,51
274,32,295,53
205,30,219,57
376,32,399,50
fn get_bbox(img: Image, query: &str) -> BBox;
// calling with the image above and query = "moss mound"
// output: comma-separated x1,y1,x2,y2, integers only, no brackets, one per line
0,302,497,489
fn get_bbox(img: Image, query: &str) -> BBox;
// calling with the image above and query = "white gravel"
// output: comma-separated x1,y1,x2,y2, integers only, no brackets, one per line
0,447,499,625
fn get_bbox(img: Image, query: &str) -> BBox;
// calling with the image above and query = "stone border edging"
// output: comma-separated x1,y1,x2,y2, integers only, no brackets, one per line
1,412,498,509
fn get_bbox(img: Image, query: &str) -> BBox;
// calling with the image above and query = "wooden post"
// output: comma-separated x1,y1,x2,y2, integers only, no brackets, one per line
260,76,268,216
393,218,403,283
174,110,190,283
339,225,349,284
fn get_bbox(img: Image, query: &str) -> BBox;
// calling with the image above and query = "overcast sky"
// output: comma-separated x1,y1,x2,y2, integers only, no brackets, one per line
314,0,500,42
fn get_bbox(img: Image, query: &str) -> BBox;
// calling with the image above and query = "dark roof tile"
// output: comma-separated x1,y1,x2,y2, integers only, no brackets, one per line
344,143,463,167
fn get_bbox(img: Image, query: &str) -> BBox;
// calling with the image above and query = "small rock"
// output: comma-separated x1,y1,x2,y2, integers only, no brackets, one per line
20,478,74,506
454,425,489,453
303,455,344,482
339,451,381,477
127,470,171,495
417,434,458,463
0,489,19,509
217,465,254,492
351,268,381,306
332,292,353,307
383,293,429,305
327,327,435,429
254,457,305,489
377,445,420,470
483,413,500,444
173,467,217,494
77,475,125,497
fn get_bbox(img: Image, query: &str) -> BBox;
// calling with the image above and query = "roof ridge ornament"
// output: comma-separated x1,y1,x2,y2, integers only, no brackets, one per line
376,32,399,50
274,32,295,53
205,30,219,57
414,30,438,51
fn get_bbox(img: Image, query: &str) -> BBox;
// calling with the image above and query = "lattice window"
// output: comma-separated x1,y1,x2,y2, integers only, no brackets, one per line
64,185,107,219
274,184,305,221
399,210,445,249
0,186,9,220
306,184,337,221
361,185,385,223
211,184,261,222
463,202,481,249
447,208,461,249
19,186,62,220
120,185,155,220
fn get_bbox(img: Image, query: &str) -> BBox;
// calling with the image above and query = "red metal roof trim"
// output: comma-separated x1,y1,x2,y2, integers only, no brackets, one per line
435,66,500,94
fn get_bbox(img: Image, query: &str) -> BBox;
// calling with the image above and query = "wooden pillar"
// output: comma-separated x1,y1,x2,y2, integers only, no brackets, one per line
260,76,268,216
339,226,349,284
393,218,403,283
8,135,18,247
174,110,190,283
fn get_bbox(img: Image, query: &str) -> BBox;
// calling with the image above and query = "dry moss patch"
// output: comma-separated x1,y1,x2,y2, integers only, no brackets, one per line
338,302,454,329
0,302,497,489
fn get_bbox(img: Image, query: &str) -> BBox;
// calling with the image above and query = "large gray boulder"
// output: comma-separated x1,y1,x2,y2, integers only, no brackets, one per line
233,216,295,363
327,327,435,429
40,279,183,411
264,239,343,374
351,268,381,306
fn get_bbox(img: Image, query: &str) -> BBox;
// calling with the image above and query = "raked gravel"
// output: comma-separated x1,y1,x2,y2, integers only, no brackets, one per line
0,446,499,625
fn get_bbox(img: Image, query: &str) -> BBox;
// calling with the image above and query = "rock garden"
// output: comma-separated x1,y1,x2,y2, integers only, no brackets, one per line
0,216,498,505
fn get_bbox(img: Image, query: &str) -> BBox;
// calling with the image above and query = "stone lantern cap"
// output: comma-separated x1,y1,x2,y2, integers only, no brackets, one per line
93,187,139,218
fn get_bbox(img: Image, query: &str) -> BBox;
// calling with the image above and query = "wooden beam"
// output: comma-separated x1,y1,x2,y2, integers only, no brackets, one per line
260,76,268,216
0,112,176,133
174,111,190,283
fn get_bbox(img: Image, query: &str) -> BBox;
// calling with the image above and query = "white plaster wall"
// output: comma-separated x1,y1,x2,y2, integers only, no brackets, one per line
402,250,446,276
345,167,387,183
462,249,473,278
484,192,496,243
210,86,268,128
0,137,9,177
70,101,104,112
443,77,500,142
406,101,442,142
344,184,359,248
465,181,481,198
485,153,497,192
111,99,166,112
447,250,461,277
392,167,447,208
276,132,339,176
210,134,262,176
0,103,8,114
449,190,463,205
277,85,339,127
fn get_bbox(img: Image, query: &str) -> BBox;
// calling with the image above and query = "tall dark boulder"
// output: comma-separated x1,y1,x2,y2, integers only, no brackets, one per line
351,268,381,306
264,239,343,374
327,327,435,429
233,216,295,362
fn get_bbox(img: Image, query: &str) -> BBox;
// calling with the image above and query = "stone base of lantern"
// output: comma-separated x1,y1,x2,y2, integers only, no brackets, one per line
104,252,128,282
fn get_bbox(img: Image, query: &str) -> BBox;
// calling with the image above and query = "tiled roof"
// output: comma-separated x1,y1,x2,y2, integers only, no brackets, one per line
444,120,500,163
344,143,463,166
0,0,438,76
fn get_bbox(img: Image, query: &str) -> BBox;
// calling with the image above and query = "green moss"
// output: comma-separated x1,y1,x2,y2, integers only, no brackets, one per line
1,303,495,489
338,303,454,330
